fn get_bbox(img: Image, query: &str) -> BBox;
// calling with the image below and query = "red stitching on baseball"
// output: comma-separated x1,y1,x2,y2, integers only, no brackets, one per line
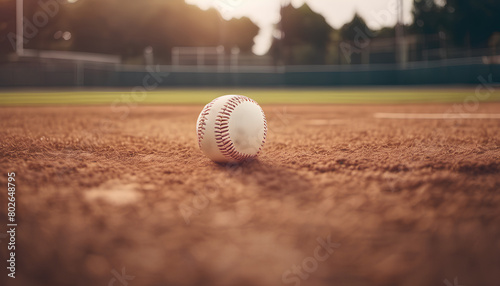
214,96,267,162
197,99,217,148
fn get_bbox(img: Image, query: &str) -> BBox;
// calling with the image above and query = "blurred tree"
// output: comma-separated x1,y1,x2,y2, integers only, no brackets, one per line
411,0,500,50
0,0,259,63
271,3,333,65
0,0,16,58
340,13,373,43
0,0,74,56
410,0,445,57
221,17,259,53
66,0,229,62
411,0,443,35
376,27,396,38
443,0,500,49
339,13,373,64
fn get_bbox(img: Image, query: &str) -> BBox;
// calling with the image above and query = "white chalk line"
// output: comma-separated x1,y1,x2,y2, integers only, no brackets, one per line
374,113,500,119
307,119,345,125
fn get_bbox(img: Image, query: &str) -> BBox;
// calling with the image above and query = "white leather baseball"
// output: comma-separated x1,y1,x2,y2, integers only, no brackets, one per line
196,95,267,163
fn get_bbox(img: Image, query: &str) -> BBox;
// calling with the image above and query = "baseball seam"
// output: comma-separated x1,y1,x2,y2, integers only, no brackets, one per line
197,99,217,148
214,96,267,162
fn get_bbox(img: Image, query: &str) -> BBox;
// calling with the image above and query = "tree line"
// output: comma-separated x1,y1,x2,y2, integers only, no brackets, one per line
273,0,500,64
0,0,258,63
1,0,499,64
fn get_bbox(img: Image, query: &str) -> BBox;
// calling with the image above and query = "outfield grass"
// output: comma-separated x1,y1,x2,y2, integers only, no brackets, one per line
0,88,499,106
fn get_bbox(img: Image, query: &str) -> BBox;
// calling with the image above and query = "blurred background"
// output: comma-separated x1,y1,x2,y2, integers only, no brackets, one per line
0,0,499,87
1,3,500,286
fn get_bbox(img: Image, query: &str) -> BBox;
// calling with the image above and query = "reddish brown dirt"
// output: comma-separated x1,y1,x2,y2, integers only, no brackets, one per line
0,103,500,286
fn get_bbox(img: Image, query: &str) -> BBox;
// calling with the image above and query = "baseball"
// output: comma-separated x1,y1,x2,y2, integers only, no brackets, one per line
196,95,267,163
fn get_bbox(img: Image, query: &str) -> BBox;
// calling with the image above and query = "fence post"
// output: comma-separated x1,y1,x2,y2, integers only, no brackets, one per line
75,61,84,86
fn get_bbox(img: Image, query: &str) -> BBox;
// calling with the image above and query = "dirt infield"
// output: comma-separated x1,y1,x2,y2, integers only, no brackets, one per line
1,103,499,286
